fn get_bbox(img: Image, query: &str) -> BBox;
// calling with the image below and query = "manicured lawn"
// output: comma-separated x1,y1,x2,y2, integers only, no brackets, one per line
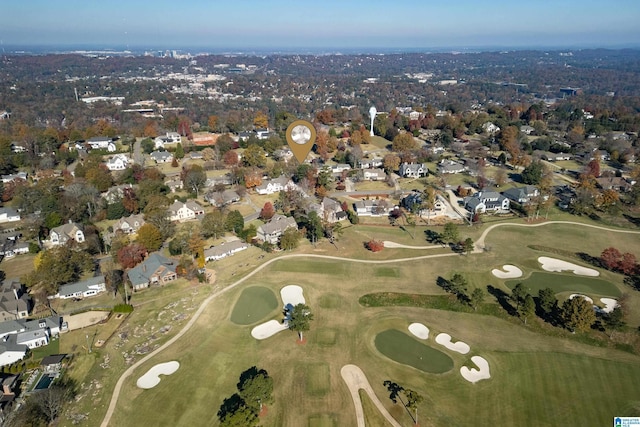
506,271,621,298
63,220,640,427
374,329,453,374
0,253,35,279
229,286,279,325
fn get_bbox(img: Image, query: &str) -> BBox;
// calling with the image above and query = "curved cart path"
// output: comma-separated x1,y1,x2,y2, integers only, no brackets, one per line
101,219,640,426
341,364,401,427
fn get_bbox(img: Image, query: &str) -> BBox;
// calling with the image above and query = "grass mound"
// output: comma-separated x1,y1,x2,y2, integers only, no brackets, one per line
230,286,279,325
375,329,453,374
505,272,621,297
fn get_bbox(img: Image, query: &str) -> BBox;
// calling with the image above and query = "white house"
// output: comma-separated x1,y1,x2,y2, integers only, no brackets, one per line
362,168,387,181
154,132,182,149
49,222,85,246
150,150,173,163
483,122,500,134
0,316,61,366
464,191,510,214
399,162,428,178
358,157,383,169
105,154,129,171
354,199,392,217
256,176,296,195
53,276,106,300
257,214,297,244
87,136,116,152
204,240,249,262
113,214,145,234
0,208,20,224
330,164,351,174
167,200,205,222
437,160,466,174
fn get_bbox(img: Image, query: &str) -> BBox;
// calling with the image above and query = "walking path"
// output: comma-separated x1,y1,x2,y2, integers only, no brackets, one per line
100,219,640,426
340,364,402,427
383,241,442,249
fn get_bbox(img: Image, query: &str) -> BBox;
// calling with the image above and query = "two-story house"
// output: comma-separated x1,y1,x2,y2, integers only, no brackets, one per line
464,191,510,214
256,214,297,244
49,221,85,246
256,176,296,195
113,214,146,234
399,162,428,178
167,200,205,222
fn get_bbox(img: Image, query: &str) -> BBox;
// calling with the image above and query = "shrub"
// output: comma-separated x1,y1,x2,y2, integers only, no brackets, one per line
365,239,384,252
113,304,134,313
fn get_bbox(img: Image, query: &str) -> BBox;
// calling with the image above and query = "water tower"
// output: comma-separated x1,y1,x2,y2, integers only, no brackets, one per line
369,106,377,136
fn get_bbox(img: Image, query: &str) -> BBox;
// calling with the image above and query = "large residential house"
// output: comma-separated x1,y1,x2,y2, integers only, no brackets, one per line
0,316,62,367
596,177,632,192
167,200,205,222
102,184,135,204
0,208,20,224
154,132,181,149
362,168,387,181
256,176,296,195
358,157,383,169
464,191,510,214
49,221,85,246
354,199,392,217
105,154,130,171
87,136,116,152
399,162,428,178
52,276,106,300
150,150,173,163
502,186,541,204
437,160,466,174
204,240,249,262
113,214,145,234
310,197,347,223
0,281,30,321
257,214,297,244
204,189,241,208
400,192,447,218
127,253,177,291
482,122,500,134
1,172,27,184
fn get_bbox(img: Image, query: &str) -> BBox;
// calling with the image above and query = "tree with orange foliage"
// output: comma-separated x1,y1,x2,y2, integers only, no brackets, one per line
223,150,239,167
366,239,384,252
244,171,263,189
260,202,275,220
208,115,219,131
254,111,269,129
143,120,158,138
117,243,147,269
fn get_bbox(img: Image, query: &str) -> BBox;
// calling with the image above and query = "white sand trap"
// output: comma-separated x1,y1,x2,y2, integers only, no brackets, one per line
491,265,523,279
137,361,180,389
435,333,470,354
538,257,599,276
569,294,594,304
460,356,491,383
600,298,619,313
408,323,429,339
251,320,288,340
280,285,305,306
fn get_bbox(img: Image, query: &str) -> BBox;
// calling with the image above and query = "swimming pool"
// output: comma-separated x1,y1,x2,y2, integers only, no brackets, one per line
34,374,54,390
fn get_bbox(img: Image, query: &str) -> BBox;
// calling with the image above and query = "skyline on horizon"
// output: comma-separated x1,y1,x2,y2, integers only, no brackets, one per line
2,1,640,52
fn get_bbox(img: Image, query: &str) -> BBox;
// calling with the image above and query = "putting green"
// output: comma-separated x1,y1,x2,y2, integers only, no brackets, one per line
505,271,621,297
374,329,453,374
229,286,279,325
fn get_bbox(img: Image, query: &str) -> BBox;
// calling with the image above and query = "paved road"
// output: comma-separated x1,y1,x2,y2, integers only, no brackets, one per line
133,138,144,166
100,219,640,427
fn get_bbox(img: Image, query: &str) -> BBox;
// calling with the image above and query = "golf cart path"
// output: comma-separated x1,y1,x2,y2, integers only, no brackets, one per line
383,241,442,249
341,364,401,427
100,220,640,426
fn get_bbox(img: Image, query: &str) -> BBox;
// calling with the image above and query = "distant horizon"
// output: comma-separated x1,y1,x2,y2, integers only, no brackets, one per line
3,1,640,55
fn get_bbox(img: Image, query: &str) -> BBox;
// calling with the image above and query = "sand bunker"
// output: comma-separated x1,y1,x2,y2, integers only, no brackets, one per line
137,361,180,389
280,285,305,306
251,320,288,340
569,294,594,304
435,333,470,354
491,265,523,279
538,257,599,276
600,298,618,313
408,323,429,339
460,356,491,383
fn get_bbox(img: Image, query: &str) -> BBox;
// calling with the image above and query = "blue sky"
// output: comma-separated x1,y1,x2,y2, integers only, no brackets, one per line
2,0,640,50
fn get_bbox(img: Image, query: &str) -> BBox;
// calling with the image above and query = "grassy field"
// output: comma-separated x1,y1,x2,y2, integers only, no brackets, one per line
59,221,640,427
374,329,453,373
229,286,279,325
505,271,621,298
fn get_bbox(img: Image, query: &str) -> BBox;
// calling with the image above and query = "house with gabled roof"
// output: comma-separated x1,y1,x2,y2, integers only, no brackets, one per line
256,214,297,244
502,186,541,204
464,191,510,214
105,154,129,171
353,199,392,217
362,168,387,181
127,253,177,291
0,280,30,321
167,200,205,222
204,240,249,262
205,189,241,207
0,208,20,224
399,162,428,178
48,221,85,246
52,276,106,300
0,316,62,366
150,150,173,163
113,214,145,234
309,197,346,223
256,176,296,195
437,160,466,174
